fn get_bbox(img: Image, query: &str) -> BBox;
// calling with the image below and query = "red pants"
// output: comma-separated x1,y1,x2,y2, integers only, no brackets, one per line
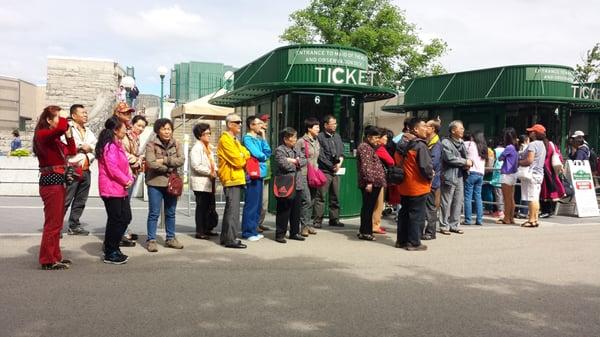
39,184,66,265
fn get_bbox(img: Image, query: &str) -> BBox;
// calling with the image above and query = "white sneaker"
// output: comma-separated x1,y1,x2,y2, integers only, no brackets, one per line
257,234,264,239
247,235,261,242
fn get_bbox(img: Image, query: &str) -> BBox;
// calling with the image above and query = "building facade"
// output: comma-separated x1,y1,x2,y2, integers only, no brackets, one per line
46,56,127,133
170,62,236,104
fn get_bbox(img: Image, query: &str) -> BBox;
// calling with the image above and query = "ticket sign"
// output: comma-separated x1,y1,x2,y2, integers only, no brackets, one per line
566,160,599,217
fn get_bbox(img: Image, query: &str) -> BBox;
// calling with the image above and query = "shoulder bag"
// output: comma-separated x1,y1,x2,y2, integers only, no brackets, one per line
304,139,327,188
550,142,563,173
167,171,183,197
273,174,295,199
246,156,261,180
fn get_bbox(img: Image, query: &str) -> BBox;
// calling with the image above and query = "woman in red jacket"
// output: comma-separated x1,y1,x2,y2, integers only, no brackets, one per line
372,128,395,234
356,125,387,241
33,105,77,270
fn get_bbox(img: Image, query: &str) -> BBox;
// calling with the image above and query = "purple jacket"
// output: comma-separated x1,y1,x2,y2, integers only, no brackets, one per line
98,142,133,198
499,144,518,174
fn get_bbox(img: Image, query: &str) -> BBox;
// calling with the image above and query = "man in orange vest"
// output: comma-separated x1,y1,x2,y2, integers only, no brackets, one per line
395,117,433,251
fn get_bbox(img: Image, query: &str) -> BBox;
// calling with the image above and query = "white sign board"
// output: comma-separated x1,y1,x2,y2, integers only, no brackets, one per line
566,160,599,217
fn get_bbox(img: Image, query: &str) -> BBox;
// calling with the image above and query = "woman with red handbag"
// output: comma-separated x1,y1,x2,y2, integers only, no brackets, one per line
294,117,323,237
34,106,77,270
274,127,307,243
144,118,185,252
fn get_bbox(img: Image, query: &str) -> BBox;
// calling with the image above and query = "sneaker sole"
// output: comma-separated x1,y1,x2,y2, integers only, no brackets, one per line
103,257,129,265
67,231,90,236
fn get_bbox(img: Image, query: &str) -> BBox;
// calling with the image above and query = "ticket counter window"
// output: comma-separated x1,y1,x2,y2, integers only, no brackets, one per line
281,93,361,154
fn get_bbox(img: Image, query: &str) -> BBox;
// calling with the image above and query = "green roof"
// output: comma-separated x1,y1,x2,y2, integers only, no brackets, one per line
383,64,600,112
209,44,396,107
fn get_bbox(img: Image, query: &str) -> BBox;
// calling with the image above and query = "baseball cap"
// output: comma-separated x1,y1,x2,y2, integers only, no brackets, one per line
114,102,135,114
526,124,546,134
570,130,585,138
259,114,270,122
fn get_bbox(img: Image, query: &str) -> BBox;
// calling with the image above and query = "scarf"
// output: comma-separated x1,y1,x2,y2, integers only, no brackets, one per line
427,134,440,149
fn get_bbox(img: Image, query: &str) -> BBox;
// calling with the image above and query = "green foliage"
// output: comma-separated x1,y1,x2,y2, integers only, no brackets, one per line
10,148,31,157
575,43,600,83
280,0,448,87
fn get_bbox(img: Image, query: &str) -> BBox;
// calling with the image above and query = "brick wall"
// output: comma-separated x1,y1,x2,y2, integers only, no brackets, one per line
46,57,125,134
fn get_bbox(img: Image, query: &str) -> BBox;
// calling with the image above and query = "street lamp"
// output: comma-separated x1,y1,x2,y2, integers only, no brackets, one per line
121,76,135,107
158,66,168,118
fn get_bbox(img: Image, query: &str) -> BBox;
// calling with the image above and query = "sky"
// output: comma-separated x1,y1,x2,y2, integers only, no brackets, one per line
1,0,600,96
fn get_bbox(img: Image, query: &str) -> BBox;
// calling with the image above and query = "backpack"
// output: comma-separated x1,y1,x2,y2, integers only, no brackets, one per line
588,147,598,173
387,151,405,184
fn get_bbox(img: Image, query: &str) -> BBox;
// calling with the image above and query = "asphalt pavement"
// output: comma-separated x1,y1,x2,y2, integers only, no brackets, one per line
1,196,599,337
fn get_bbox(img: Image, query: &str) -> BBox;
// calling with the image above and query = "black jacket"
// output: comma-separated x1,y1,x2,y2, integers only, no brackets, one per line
317,132,344,173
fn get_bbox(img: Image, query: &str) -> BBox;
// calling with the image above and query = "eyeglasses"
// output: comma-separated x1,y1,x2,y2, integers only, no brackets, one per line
230,120,242,125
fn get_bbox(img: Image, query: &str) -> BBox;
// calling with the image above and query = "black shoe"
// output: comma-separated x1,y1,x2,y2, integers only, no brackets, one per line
405,243,428,251
289,234,306,241
67,226,90,236
275,237,287,243
395,241,408,249
357,233,376,241
313,223,322,229
539,213,551,219
258,225,271,231
206,231,219,236
224,242,247,249
195,234,210,240
126,233,139,240
41,262,70,270
103,251,128,265
421,234,435,240
119,239,136,247
329,221,345,227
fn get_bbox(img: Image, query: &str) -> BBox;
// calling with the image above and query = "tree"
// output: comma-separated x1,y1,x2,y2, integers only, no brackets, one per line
575,43,600,83
280,0,448,87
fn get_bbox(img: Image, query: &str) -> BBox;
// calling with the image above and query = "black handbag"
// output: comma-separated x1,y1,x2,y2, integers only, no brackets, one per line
560,173,574,198
273,175,296,199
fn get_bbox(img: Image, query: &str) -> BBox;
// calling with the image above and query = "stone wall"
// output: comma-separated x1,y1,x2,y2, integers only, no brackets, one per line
46,57,125,134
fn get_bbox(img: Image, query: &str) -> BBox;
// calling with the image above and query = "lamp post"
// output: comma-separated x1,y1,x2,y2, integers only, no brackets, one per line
158,66,168,118
121,76,135,107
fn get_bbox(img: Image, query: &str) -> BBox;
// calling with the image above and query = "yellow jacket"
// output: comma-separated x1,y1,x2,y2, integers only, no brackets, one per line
217,132,250,187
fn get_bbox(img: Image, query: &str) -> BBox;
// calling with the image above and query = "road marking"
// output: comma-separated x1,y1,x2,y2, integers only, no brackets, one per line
0,206,225,210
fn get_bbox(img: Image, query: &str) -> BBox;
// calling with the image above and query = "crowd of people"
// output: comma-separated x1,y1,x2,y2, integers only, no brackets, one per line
32,101,596,269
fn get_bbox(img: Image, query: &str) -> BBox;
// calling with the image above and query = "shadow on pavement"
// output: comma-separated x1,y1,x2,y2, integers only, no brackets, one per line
3,241,599,337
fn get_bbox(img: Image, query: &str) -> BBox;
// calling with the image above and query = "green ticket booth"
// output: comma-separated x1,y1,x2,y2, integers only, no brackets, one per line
210,44,396,217
382,65,600,154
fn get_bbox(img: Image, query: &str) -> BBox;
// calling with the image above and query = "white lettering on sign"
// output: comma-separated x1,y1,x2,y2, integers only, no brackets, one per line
315,67,376,86
315,67,326,83
332,68,344,84
572,85,600,100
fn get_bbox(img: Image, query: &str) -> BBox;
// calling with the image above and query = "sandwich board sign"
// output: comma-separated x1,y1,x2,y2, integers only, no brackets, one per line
565,160,599,217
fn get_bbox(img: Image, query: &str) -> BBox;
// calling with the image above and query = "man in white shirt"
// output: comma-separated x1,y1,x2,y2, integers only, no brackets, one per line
63,104,97,235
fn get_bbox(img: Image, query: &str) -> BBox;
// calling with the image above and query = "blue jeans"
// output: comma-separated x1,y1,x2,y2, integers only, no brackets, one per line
241,179,262,238
147,185,178,241
464,172,483,225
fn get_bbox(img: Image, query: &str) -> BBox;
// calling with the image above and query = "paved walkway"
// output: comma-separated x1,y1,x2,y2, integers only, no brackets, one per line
1,196,599,337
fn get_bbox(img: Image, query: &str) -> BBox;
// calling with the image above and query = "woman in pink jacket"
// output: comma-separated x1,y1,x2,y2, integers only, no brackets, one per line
95,117,134,265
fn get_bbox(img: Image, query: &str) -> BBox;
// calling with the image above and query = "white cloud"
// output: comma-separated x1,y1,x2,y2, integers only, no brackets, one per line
0,7,26,29
106,5,210,40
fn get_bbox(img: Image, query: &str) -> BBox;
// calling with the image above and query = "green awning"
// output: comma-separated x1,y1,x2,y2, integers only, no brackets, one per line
208,44,396,107
382,65,600,113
